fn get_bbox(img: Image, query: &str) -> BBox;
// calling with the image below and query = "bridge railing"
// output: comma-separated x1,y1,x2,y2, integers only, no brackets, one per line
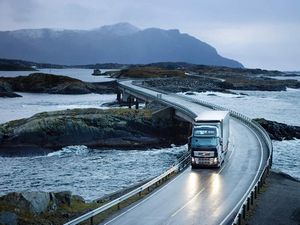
129,82,273,225
119,82,198,120
64,151,191,225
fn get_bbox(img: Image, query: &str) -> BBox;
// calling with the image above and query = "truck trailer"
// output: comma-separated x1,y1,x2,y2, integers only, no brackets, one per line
189,111,230,168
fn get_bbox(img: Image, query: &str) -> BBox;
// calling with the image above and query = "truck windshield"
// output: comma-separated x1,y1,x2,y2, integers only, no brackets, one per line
193,127,217,137
191,137,218,147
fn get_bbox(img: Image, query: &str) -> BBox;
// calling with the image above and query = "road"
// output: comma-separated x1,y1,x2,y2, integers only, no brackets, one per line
101,81,269,225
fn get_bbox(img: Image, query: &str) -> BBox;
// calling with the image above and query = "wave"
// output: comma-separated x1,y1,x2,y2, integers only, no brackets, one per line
47,145,90,157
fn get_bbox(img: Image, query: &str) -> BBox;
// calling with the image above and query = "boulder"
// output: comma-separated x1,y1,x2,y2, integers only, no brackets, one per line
22,192,50,214
0,192,50,214
53,191,72,207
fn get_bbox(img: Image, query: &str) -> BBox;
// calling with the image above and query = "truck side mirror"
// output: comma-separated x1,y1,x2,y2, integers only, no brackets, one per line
219,138,223,146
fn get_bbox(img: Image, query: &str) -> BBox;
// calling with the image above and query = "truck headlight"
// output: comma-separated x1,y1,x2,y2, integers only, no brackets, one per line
192,157,195,163
213,157,218,164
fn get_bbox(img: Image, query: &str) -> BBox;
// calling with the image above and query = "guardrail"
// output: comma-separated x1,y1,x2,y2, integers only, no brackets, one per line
125,81,273,225
64,152,191,225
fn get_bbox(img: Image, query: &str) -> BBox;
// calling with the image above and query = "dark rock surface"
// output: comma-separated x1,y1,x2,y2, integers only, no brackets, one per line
255,118,300,141
0,80,21,97
144,74,300,93
0,211,17,225
0,108,189,154
247,171,300,225
144,77,228,93
0,73,117,97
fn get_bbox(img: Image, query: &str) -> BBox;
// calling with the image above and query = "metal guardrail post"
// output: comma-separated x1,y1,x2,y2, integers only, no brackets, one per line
247,197,250,211
238,214,241,225
242,205,246,219
254,186,257,198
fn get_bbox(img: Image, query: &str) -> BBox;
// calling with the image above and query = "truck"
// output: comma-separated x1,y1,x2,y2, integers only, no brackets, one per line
189,111,230,168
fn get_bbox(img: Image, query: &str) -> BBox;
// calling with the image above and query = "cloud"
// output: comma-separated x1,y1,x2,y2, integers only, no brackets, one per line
0,0,299,70
191,22,300,70
0,0,39,24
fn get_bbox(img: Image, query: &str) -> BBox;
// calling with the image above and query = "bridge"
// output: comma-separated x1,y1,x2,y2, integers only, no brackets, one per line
65,80,272,225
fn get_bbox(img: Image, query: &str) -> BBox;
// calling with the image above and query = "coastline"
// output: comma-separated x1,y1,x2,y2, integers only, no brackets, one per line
247,170,300,225
0,70,299,224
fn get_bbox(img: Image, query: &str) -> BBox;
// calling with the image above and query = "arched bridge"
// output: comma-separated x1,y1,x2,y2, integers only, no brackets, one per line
65,80,272,225
110,80,272,225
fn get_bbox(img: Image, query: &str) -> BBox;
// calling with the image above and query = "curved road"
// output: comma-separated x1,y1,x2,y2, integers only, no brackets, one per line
101,81,269,225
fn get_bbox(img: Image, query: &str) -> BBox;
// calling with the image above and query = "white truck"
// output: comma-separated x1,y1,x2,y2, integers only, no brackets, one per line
189,111,230,168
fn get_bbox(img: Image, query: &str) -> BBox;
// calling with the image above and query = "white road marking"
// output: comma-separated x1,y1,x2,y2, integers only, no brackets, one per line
219,122,264,225
170,135,236,218
170,188,205,217
103,169,188,225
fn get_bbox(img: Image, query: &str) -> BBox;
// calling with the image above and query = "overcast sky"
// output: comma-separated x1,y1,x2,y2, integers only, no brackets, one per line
0,0,299,70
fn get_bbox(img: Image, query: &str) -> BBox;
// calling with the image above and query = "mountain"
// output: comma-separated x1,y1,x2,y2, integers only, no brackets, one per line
0,23,243,67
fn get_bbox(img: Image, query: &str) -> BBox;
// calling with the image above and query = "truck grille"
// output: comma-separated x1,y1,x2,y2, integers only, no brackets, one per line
195,157,216,165
194,151,215,157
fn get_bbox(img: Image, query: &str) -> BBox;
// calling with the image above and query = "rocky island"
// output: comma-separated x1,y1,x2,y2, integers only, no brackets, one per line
0,108,189,155
0,73,117,98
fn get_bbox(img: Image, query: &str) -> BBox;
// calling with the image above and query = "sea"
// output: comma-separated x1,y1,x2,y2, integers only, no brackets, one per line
0,69,299,201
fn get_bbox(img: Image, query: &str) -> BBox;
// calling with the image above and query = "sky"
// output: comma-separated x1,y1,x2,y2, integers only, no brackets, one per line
0,0,299,71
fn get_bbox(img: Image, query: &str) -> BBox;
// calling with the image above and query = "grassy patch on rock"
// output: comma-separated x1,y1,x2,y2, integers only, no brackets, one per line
116,66,186,78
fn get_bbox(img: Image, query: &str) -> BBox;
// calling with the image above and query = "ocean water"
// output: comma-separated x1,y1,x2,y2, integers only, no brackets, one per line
0,69,184,201
0,68,116,82
0,145,187,201
0,93,116,124
179,88,300,126
0,68,119,124
178,88,300,179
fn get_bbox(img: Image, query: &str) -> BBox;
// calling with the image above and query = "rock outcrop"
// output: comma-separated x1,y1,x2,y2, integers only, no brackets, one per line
0,192,50,214
144,75,300,93
0,191,87,225
0,80,21,97
0,108,189,154
255,118,300,141
0,73,117,97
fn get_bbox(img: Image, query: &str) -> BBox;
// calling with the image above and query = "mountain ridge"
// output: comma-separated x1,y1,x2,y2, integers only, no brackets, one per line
0,23,243,67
